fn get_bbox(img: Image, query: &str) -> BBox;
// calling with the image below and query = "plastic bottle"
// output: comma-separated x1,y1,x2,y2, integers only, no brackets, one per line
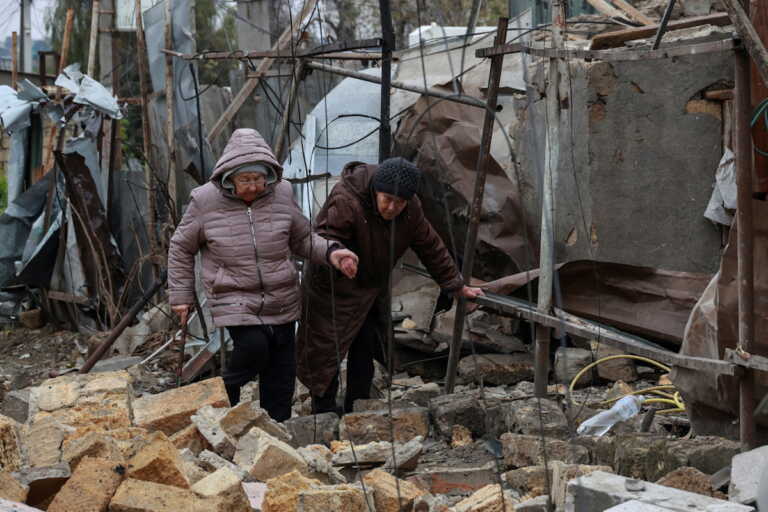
576,395,644,437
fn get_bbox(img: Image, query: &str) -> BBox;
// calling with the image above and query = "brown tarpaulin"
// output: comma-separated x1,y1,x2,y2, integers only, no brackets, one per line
483,260,712,345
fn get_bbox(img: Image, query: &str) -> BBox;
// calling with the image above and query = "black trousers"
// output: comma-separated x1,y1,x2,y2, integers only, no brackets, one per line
224,322,296,422
311,311,385,414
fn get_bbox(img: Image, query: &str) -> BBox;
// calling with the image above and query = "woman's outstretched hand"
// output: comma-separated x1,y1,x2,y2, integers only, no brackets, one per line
330,248,359,279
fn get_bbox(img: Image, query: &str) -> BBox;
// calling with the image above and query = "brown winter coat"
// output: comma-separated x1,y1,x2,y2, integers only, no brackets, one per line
297,162,464,396
168,129,335,327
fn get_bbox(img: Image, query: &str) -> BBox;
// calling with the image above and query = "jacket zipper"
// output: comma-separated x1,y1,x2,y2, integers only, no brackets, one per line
246,206,266,317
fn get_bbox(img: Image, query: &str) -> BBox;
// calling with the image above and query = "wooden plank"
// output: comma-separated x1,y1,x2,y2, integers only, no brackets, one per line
590,12,731,50
206,0,318,144
725,348,768,373
87,0,100,76
705,88,734,101
611,0,654,25
721,0,768,88
47,290,89,305
585,0,629,21
164,0,177,213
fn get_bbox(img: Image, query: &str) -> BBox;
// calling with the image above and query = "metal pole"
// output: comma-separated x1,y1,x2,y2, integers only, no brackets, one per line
87,0,100,76
165,0,178,214
11,32,17,90
534,0,566,398
735,49,756,451
379,0,395,160
19,0,25,73
444,17,509,394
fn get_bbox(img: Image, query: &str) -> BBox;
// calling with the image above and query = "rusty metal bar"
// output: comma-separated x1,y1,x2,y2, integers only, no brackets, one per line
379,0,394,160
652,0,677,50
735,48,756,451
444,17,509,394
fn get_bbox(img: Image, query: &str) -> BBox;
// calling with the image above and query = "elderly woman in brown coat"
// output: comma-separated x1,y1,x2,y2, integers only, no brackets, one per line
297,157,482,414
168,129,357,422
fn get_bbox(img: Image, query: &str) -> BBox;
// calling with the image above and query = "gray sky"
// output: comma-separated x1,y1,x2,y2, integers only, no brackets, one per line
1,0,55,42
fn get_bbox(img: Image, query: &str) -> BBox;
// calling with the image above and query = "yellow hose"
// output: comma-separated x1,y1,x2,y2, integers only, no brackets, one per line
568,354,685,414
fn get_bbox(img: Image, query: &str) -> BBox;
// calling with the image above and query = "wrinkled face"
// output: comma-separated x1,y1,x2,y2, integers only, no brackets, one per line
375,191,408,220
233,172,267,202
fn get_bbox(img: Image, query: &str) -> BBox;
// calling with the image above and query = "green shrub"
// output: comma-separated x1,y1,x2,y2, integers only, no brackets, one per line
0,171,7,214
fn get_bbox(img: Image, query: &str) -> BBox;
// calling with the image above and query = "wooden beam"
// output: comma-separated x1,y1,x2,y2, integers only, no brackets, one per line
206,0,318,145
705,88,735,101
87,0,100,76
721,0,768,91
589,12,731,50
751,0,768,195
164,0,177,213
585,0,629,21
611,0,654,25
176,38,383,60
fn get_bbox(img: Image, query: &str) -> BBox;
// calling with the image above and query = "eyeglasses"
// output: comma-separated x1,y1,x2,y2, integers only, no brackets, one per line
234,177,265,186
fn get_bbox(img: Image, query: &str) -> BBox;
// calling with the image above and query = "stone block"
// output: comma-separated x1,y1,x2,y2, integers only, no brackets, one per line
554,347,594,388
180,457,209,486
261,470,321,512
603,501,673,511
234,427,307,482
191,467,249,511
614,434,680,482
219,401,290,442
191,406,235,459
132,378,229,436
0,471,27,503
571,436,616,467
666,436,740,475
452,484,517,512
339,407,429,444
46,391,132,432
24,415,69,468
108,479,198,512
401,382,441,407
197,450,249,483
242,482,267,510
297,445,345,484
12,463,71,509
0,390,30,424
0,499,43,511
409,463,497,495
47,457,124,512
0,415,22,472
429,391,493,439
126,432,190,489
551,462,613,509
514,495,551,512
170,424,210,455
452,425,473,448
729,445,768,504
61,432,124,470
34,378,81,412
505,466,548,498
331,440,391,466
506,398,569,438
596,346,638,383
284,413,339,448
384,435,423,473
656,467,722,498
363,468,426,512
500,434,589,469
296,484,368,511
565,471,754,512
80,371,133,395
457,353,534,386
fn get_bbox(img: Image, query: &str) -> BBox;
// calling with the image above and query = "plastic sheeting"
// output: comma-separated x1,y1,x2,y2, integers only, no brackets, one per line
54,64,123,119
704,148,737,225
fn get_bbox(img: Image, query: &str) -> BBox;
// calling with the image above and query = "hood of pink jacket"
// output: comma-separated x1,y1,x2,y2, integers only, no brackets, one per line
210,129,283,186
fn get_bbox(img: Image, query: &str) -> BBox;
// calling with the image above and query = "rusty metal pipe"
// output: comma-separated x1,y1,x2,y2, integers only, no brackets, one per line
79,272,167,374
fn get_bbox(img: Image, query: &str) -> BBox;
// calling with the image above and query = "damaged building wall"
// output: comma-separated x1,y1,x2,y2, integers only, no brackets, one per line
513,52,732,274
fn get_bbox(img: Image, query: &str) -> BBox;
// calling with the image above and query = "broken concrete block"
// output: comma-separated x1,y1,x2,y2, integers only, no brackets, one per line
551,462,613,509
667,436,740,475
234,427,307,482
0,471,27,503
132,377,229,435
0,499,43,511
81,371,133,395
401,382,441,407
452,424,473,448
47,457,124,512
12,463,71,509
170,424,211,455
191,467,249,511
91,356,142,374
363,468,426,512
505,466,549,498
126,431,190,489
409,463,497,495
614,434,679,482
219,401,290,442
61,431,124,470
261,470,321,512
429,391,497,439
284,413,339,448
452,483,517,511
554,347,594,388
100,427,152,460
515,494,551,511
297,445,345,484
197,450,250,482
242,482,268,510
603,501,673,511
506,398,569,438
331,440,392,466
729,445,768,504
566,471,754,512
191,406,235,459
109,479,198,512
44,390,132,432
384,435,423,473
339,407,429,444
0,415,23,472
24,414,70,468
297,484,368,511
457,353,534,386
656,466,722,498
596,345,638,383
572,435,616,468
33,378,81,412
0,390,30,424
179,457,209,486
500,434,589,469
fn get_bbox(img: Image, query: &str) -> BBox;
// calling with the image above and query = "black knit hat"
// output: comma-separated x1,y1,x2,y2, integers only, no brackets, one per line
372,157,422,199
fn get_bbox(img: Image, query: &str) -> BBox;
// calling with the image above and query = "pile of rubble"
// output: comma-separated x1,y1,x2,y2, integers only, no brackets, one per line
0,362,762,511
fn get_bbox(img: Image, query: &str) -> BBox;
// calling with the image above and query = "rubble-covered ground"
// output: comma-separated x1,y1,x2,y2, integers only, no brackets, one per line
0,327,759,511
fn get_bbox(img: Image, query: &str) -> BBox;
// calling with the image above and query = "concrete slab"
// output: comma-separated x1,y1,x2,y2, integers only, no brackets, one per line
605,501,673,511
565,471,754,512
729,445,768,504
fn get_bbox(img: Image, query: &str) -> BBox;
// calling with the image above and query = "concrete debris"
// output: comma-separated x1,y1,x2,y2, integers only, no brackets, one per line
506,398,570,438
197,450,250,482
190,406,235,459
46,457,123,512
656,466,724,499
285,413,339,448
596,346,639,383
0,471,28,503
219,401,292,443
11,463,71,509
554,347,595,388
362,468,427,512
190,466,249,510
409,463,498,495
261,470,321,512
501,433,589,468
452,483,518,512
457,353,535,386
125,431,190,488
451,424,474,448
331,440,392,466
233,427,308,482
401,382,441,407
728,445,768,505
384,435,423,472
297,445,346,484
296,483,368,511
339,407,430,444
0,390,31,425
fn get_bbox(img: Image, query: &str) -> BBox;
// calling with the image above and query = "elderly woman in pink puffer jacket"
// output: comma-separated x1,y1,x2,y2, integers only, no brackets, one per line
168,129,357,421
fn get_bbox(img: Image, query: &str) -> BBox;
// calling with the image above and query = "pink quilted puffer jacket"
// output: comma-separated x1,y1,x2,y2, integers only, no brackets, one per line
167,129,334,327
